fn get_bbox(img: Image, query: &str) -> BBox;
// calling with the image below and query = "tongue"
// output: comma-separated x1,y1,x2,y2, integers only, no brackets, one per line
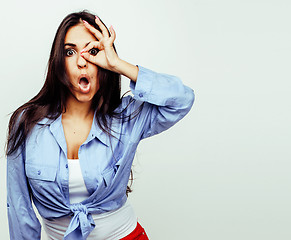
78,79,90,93
80,79,88,88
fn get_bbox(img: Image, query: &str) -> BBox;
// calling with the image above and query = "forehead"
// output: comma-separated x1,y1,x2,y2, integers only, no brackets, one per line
64,24,96,45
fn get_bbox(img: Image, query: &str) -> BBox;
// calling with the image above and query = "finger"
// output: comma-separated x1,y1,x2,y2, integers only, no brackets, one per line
80,41,102,54
82,20,103,40
80,52,97,64
95,16,109,38
109,25,116,43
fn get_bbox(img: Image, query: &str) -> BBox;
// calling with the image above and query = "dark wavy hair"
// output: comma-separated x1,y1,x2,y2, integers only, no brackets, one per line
6,10,134,194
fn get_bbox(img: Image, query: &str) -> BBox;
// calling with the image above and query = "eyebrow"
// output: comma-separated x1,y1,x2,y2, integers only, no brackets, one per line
64,41,91,47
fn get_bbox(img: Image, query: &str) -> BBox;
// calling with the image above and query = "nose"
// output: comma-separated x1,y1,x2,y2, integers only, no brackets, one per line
77,53,87,68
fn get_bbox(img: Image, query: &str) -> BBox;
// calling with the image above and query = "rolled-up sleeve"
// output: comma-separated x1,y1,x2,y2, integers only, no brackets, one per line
129,65,195,140
7,143,41,240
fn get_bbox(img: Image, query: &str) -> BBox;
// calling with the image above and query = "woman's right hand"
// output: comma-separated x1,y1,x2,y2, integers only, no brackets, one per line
80,16,120,72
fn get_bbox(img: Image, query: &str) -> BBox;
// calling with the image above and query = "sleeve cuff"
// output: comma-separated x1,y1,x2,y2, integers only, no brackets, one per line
130,65,155,102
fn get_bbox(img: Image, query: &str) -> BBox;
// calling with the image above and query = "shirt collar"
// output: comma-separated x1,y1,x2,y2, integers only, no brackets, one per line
36,113,110,147
37,117,54,125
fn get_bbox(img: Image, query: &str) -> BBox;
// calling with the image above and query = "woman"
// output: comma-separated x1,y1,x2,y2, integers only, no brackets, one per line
6,10,194,240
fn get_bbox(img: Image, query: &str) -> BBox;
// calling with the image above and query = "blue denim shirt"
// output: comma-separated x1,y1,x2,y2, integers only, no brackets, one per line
7,66,195,240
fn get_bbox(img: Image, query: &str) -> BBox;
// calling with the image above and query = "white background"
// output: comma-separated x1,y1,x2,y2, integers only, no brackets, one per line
1,0,291,239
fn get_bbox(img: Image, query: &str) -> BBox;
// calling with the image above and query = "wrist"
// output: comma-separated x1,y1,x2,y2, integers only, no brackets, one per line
113,59,138,82
111,57,123,73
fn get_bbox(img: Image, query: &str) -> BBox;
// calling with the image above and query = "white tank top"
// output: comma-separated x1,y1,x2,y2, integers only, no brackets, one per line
42,159,137,240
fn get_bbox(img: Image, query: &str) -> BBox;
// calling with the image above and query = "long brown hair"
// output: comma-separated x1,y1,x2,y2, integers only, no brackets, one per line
6,10,134,194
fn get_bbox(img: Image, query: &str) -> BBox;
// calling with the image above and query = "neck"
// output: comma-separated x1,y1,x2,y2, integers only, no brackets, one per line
63,94,94,120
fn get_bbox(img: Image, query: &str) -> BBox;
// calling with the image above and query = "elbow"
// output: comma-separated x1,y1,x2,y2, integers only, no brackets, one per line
183,87,195,114
168,88,195,120
189,88,195,107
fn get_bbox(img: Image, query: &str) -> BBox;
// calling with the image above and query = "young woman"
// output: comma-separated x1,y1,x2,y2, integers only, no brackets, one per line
6,10,194,240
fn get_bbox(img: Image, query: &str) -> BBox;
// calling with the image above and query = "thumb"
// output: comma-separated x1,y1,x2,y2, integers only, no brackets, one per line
81,52,96,64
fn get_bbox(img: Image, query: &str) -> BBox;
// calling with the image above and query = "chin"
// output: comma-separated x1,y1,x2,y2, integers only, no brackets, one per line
68,88,97,103
76,95,94,103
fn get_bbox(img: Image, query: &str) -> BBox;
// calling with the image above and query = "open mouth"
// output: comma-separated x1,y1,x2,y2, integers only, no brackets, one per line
78,76,91,93
79,77,89,87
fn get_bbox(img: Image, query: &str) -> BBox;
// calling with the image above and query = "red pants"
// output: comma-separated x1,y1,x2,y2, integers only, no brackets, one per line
120,222,149,240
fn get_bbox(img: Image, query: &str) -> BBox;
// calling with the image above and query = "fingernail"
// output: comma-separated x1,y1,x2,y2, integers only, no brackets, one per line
95,16,99,21
80,49,85,53
83,20,89,25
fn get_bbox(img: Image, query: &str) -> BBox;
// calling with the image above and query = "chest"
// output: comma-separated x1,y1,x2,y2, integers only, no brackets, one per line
62,119,92,159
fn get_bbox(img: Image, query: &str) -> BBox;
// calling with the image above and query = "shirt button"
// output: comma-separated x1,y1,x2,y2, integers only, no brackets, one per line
138,93,143,98
65,164,68,169
37,170,41,175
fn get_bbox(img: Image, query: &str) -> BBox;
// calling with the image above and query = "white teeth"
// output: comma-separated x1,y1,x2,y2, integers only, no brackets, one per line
78,81,91,93
78,75,90,93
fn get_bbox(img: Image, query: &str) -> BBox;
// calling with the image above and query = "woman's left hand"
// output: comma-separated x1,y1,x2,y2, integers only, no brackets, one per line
80,17,120,71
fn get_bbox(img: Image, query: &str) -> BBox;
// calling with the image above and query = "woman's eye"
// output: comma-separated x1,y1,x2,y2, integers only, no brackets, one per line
65,49,75,56
88,48,99,56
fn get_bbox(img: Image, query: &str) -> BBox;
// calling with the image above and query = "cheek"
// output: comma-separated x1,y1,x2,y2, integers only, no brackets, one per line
65,63,70,76
92,65,98,75
90,66,99,87
65,58,75,74
92,77,99,90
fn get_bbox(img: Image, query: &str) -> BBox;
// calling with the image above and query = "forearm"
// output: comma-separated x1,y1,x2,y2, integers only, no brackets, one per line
112,58,139,82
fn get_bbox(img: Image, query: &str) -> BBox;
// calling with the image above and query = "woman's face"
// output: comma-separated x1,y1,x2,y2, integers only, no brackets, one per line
64,23,99,103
